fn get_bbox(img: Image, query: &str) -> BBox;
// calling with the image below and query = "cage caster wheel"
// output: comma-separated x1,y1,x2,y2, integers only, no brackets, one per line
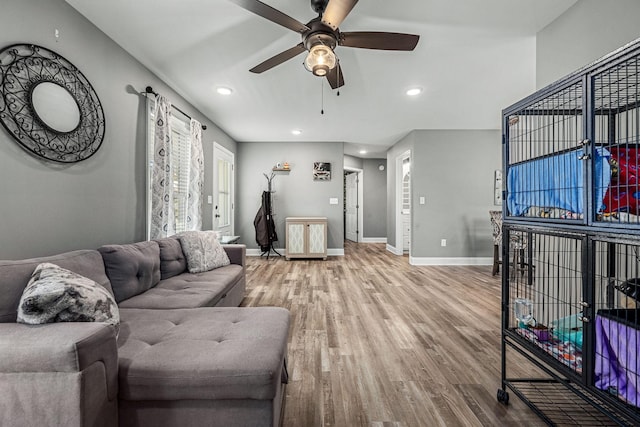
497,389,509,405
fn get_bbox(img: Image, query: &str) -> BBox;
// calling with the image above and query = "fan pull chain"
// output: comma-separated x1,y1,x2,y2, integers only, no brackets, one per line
321,80,324,115
337,60,341,96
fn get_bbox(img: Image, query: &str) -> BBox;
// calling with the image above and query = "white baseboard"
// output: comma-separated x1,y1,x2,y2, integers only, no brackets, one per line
361,238,387,243
386,244,404,256
409,257,493,266
247,248,344,257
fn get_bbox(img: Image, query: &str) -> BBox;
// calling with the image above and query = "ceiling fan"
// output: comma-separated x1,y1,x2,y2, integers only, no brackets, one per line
230,0,420,89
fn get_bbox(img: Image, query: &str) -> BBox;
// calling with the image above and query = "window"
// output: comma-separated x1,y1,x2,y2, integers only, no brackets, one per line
213,143,235,235
217,158,231,227
146,99,193,238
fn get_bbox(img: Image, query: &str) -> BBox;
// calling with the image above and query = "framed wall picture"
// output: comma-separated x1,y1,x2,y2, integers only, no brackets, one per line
313,162,331,181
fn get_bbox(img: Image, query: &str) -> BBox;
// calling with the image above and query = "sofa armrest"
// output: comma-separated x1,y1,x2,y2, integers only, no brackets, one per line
223,244,246,267
0,322,118,400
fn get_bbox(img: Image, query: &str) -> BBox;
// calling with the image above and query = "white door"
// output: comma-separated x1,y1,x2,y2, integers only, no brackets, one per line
401,156,411,252
395,150,411,255
345,172,359,242
213,143,234,236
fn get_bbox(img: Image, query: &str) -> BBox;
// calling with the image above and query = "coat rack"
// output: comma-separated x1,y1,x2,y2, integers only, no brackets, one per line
253,173,281,258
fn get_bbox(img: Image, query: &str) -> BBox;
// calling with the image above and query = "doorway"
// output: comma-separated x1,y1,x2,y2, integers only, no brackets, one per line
213,142,235,236
344,167,363,243
395,150,411,255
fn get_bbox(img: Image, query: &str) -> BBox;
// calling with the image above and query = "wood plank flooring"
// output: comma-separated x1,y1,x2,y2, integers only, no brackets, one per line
241,242,545,426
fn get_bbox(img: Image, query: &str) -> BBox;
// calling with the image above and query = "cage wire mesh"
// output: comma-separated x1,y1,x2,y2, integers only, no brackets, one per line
507,228,585,378
593,238,640,413
594,55,640,225
506,81,586,221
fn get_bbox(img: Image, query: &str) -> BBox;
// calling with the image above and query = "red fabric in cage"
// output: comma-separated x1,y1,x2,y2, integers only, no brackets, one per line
603,147,640,214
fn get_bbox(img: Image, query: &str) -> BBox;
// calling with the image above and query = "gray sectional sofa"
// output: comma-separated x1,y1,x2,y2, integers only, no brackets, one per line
0,237,290,427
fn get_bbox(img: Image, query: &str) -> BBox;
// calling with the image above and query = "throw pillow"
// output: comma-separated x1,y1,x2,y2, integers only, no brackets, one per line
17,262,120,334
178,230,230,273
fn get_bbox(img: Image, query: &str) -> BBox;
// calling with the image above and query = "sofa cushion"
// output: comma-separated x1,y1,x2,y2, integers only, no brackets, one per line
178,231,230,273
17,263,119,333
117,307,290,401
117,265,243,309
98,241,161,303
155,237,187,280
0,250,113,323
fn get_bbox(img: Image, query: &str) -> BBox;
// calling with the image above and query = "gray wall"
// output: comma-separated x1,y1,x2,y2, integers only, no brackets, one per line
362,159,387,238
343,155,363,170
536,0,640,88
0,0,236,259
237,142,345,251
387,130,501,258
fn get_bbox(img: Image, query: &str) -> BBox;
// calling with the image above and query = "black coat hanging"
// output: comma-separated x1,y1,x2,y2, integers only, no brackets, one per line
253,173,281,257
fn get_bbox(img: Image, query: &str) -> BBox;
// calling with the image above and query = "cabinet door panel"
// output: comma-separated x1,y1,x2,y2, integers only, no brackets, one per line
287,223,305,254
308,223,326,255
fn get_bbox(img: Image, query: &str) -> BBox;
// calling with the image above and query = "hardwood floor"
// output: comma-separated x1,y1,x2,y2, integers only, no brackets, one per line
241,242,544,426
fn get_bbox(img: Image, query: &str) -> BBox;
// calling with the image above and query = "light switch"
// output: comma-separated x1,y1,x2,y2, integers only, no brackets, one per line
207,195,213,204
329,197,339,205
419,196,425,205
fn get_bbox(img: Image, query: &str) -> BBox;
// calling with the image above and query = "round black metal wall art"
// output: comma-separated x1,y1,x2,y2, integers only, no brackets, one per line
0,44,105,163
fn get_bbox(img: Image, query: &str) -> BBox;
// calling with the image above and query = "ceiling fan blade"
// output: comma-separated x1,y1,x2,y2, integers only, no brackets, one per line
340,32,420,51
321,0,359,30
326,62,345,89
249,43,306,73
230,0,310,33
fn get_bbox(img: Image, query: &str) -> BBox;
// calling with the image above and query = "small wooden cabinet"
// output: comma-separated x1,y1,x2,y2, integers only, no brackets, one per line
285,217,327,260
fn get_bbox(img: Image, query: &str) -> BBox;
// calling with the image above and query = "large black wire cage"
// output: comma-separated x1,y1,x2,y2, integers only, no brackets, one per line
500,38,640,426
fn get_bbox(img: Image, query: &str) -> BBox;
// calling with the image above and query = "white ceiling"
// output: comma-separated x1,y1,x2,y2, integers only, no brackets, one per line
66,0,577,158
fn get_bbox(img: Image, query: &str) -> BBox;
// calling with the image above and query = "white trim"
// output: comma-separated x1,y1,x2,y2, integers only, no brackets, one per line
213,142,235,235
386,244,403,256
344,166,364,243
247,248,345,257
409,257,493,266
395,150,411,255
361,238,387,243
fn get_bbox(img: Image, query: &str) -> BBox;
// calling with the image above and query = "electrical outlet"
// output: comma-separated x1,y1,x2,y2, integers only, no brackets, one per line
419,196,425,205
441,239,447,247
207,195,213,204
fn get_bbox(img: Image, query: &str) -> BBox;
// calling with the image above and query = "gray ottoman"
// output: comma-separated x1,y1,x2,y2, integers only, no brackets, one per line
116,307,290,427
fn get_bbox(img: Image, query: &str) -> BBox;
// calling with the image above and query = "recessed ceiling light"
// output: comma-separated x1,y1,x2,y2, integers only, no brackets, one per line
359,150,367,154
291,129,302,135
216,87,233,96
406,87,423,96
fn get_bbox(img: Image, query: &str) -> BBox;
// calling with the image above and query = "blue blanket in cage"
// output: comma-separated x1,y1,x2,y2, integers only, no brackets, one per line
507,148,611,216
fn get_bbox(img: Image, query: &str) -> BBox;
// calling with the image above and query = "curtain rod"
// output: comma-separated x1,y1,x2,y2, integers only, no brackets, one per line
143,86,207,130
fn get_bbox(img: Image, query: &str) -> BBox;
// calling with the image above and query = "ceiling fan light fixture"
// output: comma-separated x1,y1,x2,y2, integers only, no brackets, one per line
304,44,336,77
